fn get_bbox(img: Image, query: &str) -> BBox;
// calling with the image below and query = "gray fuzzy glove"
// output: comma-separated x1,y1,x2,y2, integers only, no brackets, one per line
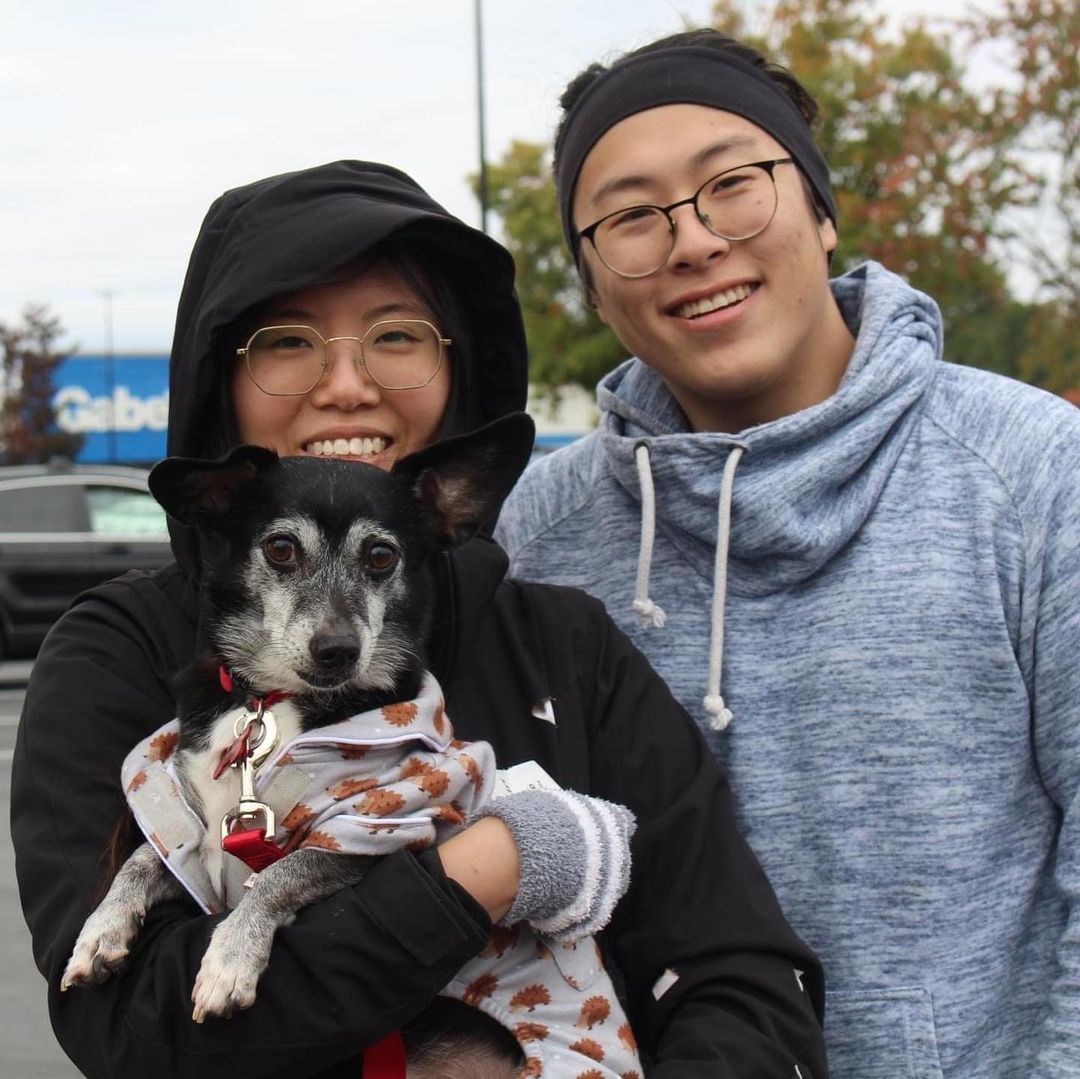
477,789,636,943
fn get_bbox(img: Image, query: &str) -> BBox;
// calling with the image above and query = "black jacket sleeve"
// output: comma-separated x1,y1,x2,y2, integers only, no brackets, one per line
557,594,829,1078
11,574,490,1079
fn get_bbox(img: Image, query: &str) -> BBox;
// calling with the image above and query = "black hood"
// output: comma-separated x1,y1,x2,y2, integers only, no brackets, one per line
165,160,528,573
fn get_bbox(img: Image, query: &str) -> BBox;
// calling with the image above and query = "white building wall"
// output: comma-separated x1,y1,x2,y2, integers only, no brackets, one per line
526,383,597,441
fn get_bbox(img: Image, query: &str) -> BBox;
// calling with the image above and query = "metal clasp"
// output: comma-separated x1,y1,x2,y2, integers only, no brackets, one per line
220,704,280,843
238,703,279,766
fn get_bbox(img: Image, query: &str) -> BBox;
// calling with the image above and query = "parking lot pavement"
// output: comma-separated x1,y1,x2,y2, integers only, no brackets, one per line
1,678,82,1077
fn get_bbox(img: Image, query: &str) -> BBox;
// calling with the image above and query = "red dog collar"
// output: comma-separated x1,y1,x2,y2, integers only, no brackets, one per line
217,665,292,711
362,1033,407,1077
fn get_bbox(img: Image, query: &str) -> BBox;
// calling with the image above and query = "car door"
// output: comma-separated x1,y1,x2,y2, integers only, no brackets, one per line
0,478,98,655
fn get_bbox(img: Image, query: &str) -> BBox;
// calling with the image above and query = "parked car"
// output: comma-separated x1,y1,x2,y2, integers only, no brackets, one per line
0,461,173,658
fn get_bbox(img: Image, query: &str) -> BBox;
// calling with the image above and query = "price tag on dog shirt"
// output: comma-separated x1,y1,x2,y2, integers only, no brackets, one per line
493,759,561,798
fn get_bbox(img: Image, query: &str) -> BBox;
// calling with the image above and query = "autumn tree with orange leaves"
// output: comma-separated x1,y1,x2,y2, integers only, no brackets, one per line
0,304,82,464
970,0,1080,392
709,0,1032,377
481,0,1076,396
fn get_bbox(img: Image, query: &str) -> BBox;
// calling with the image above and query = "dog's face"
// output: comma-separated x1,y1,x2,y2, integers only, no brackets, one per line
193,458,432,697
150,413,534,701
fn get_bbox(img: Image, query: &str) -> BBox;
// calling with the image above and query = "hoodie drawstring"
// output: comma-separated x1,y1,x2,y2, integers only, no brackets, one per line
703,446,743,731
632,441,744,732
633,442,667,628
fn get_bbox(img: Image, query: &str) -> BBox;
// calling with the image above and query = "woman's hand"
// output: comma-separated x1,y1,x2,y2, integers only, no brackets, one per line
437,816,521,922
442,791,636,941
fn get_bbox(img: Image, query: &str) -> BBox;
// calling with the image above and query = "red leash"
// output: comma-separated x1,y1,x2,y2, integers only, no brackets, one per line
216,666,407,1077
220,826,286,871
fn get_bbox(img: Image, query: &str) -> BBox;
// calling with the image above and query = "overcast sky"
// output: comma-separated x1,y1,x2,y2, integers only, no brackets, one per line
4,0,986,354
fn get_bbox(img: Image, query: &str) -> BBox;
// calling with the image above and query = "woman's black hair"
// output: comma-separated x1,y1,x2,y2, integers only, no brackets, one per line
377,238,481,441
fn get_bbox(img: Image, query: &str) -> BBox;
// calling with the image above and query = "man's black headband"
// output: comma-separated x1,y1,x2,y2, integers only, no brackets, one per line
555,45,837,258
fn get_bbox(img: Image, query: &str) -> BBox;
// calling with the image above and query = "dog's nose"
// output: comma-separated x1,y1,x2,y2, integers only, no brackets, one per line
309,630,360,671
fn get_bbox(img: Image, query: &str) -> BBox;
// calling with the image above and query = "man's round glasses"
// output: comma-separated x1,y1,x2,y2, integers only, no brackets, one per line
577,157,795,279
236,319,451,396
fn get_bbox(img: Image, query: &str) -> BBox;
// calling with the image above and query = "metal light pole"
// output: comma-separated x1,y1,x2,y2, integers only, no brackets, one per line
99,289,117,462
474,0,489,234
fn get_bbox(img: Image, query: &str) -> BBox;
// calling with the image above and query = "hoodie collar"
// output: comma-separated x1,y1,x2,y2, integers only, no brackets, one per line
597,261,943,598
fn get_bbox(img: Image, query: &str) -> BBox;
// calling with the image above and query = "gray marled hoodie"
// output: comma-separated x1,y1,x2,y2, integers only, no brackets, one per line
498,261,1080,1078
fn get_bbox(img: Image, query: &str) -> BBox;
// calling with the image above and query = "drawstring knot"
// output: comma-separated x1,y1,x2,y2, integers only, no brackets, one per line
632,597,667,628
703,695,734,731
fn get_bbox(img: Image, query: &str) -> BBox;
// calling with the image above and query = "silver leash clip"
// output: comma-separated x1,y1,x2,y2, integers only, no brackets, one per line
220,704,280,843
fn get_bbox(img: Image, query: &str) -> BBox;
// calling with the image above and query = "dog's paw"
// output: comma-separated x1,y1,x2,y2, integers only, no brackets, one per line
60,907,141,990
190,928,267,1022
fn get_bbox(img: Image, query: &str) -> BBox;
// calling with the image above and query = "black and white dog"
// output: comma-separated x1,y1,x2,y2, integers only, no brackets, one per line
60,413,535,1028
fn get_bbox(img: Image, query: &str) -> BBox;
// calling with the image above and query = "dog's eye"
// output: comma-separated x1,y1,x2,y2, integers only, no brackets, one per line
365,542,398,573
264,534,298,566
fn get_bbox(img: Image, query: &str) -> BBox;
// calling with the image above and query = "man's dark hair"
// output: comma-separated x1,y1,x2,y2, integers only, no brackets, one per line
555,27,830,236
556,28,821,160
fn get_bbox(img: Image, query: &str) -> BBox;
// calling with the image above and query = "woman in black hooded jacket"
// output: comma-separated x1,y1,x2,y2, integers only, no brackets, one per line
11,160,829,1078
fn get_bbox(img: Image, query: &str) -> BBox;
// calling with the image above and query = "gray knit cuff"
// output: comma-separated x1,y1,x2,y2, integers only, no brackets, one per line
477,789,636,943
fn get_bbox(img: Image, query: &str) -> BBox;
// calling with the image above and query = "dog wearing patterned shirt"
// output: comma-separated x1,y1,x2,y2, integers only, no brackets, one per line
60,413,644,1079
60,415,532,1024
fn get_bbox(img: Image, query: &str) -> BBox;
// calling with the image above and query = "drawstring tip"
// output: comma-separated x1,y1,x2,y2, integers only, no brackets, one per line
704,695,733,732
632,598,667,629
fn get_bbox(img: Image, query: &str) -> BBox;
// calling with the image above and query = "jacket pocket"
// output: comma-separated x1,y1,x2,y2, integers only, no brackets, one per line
825,987,943,1079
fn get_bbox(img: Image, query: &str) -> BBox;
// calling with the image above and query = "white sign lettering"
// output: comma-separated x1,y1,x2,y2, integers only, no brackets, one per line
53,385,170,434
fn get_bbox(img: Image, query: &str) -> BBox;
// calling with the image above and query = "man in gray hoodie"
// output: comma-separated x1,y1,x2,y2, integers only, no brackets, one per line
498,28,1080,1079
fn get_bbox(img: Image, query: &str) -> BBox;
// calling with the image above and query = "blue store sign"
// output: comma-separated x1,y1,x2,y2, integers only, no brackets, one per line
52,354,169,463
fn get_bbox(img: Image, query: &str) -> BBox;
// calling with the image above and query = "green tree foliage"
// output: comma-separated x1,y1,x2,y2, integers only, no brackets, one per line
479,142,627,395
481,0,1076,392
0,304,82,464
1019,301,1080,393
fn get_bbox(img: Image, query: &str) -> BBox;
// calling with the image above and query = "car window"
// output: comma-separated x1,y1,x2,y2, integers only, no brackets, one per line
86,486,168,536
0,484,89,532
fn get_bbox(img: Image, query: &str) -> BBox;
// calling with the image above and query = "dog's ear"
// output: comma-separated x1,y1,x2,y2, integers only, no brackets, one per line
148,445,279,525
392,413,536,546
